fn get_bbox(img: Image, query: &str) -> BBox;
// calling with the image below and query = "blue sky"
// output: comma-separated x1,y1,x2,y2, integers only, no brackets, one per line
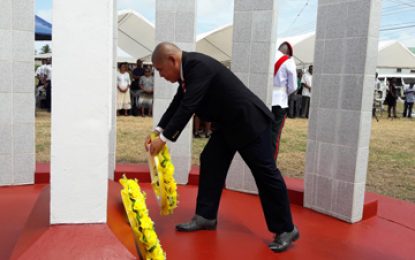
35,0,415,51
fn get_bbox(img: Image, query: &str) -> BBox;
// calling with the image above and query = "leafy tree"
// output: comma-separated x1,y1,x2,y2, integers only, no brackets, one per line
41,44,51,54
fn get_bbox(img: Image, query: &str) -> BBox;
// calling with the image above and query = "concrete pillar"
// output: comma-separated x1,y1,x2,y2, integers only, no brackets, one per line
153,0,196,184
109,5,118,180
226,0,277,193
0,0,35,185
50,0,116,224
304,0,382,223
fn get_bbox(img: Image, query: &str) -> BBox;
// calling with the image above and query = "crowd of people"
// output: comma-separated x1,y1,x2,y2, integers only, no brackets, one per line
35,45,412,135
373,73,415,119
287,65,313,119
117,59,154,117
35,58,52,112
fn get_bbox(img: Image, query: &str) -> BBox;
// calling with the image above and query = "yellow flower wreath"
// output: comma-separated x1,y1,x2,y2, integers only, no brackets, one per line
119,176,166,260
148,133,178,215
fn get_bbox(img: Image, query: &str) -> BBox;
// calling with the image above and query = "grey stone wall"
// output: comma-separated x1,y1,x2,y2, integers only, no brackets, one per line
304,0,382,223
0,0,35,185
226,0,277,193
153,0,197,184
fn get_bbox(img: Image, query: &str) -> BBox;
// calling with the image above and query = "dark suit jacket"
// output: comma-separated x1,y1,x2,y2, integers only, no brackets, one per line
158,52,274,149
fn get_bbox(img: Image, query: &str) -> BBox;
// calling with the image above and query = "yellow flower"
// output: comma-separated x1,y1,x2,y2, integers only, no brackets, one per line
140,215,154,229
163,173,173,183
149,245,165,260
133,198,148,213
147,139,178,216
119,176,166,260
143,229,158,248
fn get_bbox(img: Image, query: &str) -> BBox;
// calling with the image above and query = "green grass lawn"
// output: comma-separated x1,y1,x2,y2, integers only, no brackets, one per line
36,110,415,203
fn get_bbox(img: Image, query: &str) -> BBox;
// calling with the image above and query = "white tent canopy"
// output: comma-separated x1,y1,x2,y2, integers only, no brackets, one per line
277,32,415,69
194,24,415,69
196,24,233,63
277,32,315,67
36,11,415,69
117,10,155,61
117,47,138,63
377,41,415,69
35,53,52,59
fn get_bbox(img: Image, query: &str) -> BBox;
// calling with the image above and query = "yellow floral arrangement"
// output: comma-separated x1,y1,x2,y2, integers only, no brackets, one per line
148,133,178,215
120,176,166,260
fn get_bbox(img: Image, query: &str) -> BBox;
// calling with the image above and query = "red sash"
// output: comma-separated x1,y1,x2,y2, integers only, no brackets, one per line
274,55,289,76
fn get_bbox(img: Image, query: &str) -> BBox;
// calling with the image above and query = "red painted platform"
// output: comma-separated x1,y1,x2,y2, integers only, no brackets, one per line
1,181,414,259
34,162,378,219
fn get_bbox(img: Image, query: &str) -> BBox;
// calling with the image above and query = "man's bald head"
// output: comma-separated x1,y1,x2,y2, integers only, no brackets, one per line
151,42,182,83
152,42,182,64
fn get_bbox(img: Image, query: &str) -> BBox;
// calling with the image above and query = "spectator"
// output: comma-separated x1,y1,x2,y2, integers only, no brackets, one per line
130,74,141,117
403,83,415,118
194,116,212,138
301,65,313,118
288,69,303,118
35,60,47,108
36,60,47,87
44,58,52,113
385,78,398,118
138,68,154,117
132,59,145,82
373,73,378,117
117,62,132,116
271,41,297,163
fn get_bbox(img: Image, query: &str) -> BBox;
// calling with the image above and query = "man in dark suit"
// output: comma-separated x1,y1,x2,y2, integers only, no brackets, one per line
145,42,299,252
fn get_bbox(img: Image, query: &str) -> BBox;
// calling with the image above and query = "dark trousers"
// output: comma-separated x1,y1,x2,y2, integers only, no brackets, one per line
271,106,288,164
403,101,414,117
288,94,302,118
196,128,294,234
301,96,310,118
388,104,397,117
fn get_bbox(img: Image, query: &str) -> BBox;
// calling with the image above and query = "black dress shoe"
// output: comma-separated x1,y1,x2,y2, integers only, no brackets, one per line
269,226,299,252
176,215,217,232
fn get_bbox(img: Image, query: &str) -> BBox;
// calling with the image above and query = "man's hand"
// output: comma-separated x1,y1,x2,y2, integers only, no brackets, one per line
149,137,166,156
144,134,152,151
144,130,162,154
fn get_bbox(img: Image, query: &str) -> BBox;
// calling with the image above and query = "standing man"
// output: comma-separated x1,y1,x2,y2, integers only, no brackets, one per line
403,83,415,118
271,42,297,162
44,58,53,113
132,59,145,81
301,65,313,118
288,69,303,118
146,42,299,252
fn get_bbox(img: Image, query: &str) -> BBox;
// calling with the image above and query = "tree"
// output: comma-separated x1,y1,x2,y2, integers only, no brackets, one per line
41,44,51,54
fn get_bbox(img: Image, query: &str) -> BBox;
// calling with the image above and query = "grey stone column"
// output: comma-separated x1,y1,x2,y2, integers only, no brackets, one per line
304,0,382,223
0,0,35,185
153,0,196,184
108,2,118,180
226,0,277,193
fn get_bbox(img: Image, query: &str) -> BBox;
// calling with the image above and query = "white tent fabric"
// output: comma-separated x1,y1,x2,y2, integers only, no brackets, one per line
117,10,155,61
277,32,315,67
36,11,415,69
195,24,415,69
196,24,233,63
377,41,415,68
117,47,137,63
35,53,52,59
277,32,415,69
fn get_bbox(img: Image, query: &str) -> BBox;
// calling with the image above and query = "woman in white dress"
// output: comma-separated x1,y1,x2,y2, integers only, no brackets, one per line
117,63,132,116
138,68,154,116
